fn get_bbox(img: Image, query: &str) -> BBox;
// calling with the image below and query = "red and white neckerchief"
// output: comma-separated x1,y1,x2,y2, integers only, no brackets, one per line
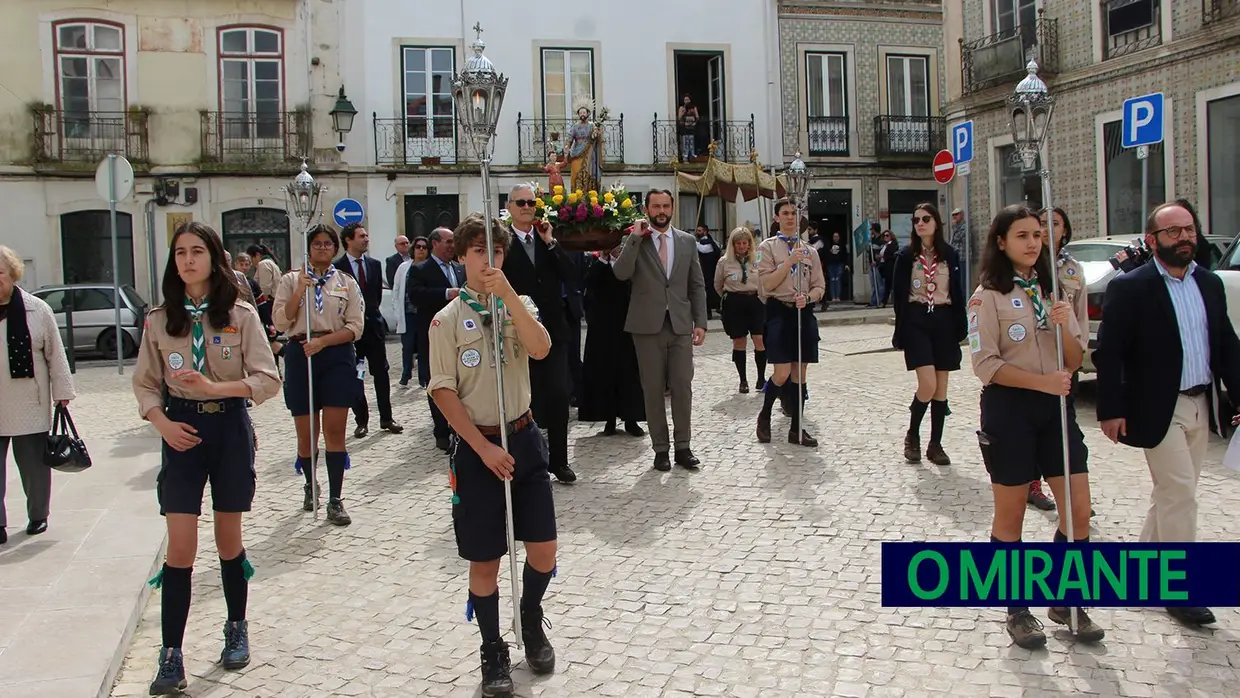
917,250,939,313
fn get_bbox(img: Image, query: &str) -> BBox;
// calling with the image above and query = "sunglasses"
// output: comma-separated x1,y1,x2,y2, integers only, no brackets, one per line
912,214,934,224
414,244,428,250
510,199,537,208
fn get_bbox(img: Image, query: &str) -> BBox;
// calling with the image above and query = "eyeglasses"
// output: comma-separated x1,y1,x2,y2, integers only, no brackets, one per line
1156,225,1197,240
912,215,934,224
510,199,537,208
414,244,428,250
310,241,335,250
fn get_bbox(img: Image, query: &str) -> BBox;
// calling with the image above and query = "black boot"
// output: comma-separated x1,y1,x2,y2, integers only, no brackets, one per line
219,620,250,669
148,647,187,695
732,350,748,393
479,640,514,697
521,607,556,674
326,498,351,526
302,481,319,512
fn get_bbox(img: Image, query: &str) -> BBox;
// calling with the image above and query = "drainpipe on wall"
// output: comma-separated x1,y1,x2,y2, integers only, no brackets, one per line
765,0,782,166
145,197,159,304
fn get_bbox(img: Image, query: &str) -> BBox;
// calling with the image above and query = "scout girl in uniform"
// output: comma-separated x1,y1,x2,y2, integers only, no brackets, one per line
754,198,826,447
427,214,558,697
969,204,1104,649
272,224,364,525
890,203,967,465
714,226,766,393
132,222,281,694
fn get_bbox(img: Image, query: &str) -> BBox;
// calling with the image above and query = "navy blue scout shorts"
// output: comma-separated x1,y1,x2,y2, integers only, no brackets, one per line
450,416,557,562
157,397,256,516
763,298,820,365
977,384,1088,487
282,341,361,416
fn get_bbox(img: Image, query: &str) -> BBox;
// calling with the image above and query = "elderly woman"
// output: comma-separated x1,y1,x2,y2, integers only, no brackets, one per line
0,246,75,545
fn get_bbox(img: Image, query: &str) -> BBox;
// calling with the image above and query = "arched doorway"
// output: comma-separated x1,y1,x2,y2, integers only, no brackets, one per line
60,210,135,286
221,208,291,271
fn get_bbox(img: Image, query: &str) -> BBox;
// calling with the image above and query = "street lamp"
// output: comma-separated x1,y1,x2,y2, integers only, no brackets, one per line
450,22,523,647
329,86,358,147
1007,60,1079,635
280,159,326,518
783,151,811,445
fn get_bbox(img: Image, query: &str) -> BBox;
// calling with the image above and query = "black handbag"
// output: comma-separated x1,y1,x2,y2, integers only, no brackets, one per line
44,404,92,473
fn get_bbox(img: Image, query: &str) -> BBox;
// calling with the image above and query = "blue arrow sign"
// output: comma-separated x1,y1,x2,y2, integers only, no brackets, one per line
1122,93,1164,148
333,198,365,227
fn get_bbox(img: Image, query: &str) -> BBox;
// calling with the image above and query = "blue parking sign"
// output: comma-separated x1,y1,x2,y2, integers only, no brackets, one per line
1122,93,1164,148
951,121,974,165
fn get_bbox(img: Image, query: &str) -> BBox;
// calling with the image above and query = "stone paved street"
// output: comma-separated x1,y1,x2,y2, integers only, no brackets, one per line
78,325,1240,697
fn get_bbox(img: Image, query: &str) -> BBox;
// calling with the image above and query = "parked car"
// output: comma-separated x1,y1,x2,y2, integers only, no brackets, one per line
1211,231,1240,337
1071,234,1232,374
32,283,149,359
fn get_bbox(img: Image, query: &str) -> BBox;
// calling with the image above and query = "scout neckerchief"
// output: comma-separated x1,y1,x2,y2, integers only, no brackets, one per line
183,297,209,372
306,266,336,313
739,253,749,284
916,249,939,313
1013,272,1048,329
459,287,507,364
777,233,801,278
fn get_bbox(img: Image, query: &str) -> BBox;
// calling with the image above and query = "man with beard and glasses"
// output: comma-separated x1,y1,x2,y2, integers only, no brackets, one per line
1093,201,1240,629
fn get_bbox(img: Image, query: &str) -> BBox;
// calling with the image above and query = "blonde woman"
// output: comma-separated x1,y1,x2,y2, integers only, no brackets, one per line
714,227,766,393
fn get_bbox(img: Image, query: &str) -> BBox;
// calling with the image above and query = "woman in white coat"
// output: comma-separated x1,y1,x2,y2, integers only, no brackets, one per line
391,236,429,387
0,246,75,545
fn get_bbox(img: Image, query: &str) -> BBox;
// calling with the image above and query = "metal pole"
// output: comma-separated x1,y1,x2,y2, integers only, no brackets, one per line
795,200,805,445
1040,143,1077,635
304,245,320,520
963,174,972,295
108,154,124,374
1140,149,1150,225
479,154,522,648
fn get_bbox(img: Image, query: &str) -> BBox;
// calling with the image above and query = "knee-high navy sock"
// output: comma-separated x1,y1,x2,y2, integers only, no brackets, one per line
732,350,747,383
785,380,803,433
298,456,314,486
325,451,347,500
930,399,949,445
1054,529,1089,544
220,551,251,622
754,350,767,385
159,565,193,648
990,536,1027,615
521,561,555,614
468,590,502,644
909,397,929,433
760,377,785,419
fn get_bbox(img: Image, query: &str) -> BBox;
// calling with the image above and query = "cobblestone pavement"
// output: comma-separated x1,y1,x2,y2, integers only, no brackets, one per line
77,326,1240,697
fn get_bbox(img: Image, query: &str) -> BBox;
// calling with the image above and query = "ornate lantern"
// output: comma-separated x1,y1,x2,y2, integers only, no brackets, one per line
451,24,508,159
785,151,809,210
1007,58,1054,172
281,159,323,229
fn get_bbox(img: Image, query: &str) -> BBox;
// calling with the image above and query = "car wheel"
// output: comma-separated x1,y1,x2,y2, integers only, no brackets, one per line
97,329,138,360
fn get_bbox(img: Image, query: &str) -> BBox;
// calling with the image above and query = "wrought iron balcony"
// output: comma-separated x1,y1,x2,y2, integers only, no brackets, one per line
1204,0,1240,22
873,115,946,160
807,116,849,157
1103,0,1162,60
961,15,1060,95
373,114,470,166
31,107,150,164
516,114,625,166
199,110,309,164
653,115,755,165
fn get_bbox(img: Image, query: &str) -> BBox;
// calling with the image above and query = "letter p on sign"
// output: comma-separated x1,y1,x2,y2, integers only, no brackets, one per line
1122,93,1164,149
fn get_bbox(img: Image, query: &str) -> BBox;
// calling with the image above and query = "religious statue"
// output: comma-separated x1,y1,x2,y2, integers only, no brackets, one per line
544,152,565,190
566,97,605,194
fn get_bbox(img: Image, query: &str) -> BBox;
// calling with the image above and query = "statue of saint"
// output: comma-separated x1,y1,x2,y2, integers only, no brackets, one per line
566,99,603,194
544,152,565,191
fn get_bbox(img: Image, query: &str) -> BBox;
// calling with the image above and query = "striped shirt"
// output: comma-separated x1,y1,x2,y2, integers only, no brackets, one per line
1152,257,1211,389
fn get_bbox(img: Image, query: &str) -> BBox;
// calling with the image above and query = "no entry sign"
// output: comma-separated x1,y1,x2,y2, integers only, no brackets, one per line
933,149,956,185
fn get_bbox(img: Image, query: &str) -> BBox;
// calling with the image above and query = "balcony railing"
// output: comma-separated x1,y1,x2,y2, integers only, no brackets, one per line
373,114,467,166
653,115,755,165
31,107,150,164
200,110,309,164
1103,0,1162,60
873,115,946,160
961,15,1060,95
807,116,849,156
1204,0,1240,22
516,115,625,166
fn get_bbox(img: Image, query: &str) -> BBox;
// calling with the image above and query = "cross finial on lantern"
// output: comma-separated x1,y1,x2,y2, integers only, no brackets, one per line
472,22,484,41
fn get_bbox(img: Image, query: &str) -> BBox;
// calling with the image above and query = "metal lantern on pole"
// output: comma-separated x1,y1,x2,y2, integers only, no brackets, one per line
451,23,524,647
1007,60,1079,635
784,152,810,445
281,159,326,519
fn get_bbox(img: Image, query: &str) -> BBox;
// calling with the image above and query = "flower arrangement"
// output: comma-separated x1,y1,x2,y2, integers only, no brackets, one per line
500,181,641,251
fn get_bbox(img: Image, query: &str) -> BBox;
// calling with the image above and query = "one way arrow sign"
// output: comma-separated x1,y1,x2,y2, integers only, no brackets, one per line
333,198,365,227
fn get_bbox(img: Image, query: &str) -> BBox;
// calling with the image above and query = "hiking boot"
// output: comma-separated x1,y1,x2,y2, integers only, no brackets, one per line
904,429,921,463
219,620,251,669
1027,481,1055,511
926,442,951,466
756,413,771,443
788,429,818,447
326,498,351,526
1006,609,1047,649
148,647,187,695
521,607,556,675
479,639,514,697
302,482,320,512
1048,607,1105,642
739,379,750,394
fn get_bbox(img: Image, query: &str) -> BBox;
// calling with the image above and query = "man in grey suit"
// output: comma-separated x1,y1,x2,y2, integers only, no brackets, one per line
613,189,708,471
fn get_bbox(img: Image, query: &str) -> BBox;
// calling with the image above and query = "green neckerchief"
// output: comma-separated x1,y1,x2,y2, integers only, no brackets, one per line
1012,274,1048,329
459,287,507,364
184,297,209,371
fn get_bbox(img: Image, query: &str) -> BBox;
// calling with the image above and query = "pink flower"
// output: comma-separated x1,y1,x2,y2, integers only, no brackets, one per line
593,205,604,217
559,206,572,219
575,203,588,222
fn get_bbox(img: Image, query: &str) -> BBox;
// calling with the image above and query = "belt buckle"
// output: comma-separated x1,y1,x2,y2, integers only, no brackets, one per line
199,401,222,415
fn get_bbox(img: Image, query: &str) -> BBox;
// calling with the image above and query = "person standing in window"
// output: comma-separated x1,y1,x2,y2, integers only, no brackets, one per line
677,93,699,162
0,246,75,546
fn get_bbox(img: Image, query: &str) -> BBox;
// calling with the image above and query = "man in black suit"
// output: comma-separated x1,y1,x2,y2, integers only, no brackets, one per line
407,226,463,451
336,223,403,437
564,251,589,405
1093,201,1240,628
503,184,578,483
385,235,411,288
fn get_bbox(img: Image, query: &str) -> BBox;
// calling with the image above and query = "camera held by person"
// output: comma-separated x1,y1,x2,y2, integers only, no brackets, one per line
1108,238,1152,272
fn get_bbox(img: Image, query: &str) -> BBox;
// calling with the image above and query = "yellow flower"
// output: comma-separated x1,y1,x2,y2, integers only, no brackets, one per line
535,198,545,208
568,192,580,204
551,194,563,205
603,192,615,203
588,190,598,198
621,198,633,208
553,185,564,194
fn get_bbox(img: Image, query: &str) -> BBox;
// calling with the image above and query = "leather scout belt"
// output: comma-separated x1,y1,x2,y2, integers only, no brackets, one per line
476,410,535,437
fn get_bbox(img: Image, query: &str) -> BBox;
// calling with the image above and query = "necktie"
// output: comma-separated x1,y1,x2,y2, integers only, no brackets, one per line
1014,274,1048,329
658,233,670,273
460,288,506,364
183,297,209,372
443,260,457,288
355,258,366,292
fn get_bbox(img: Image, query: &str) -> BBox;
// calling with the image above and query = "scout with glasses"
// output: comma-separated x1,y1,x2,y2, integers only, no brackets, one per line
272,224,365,525
970,204,1103,649
891,203,967,466
428,214,559,697
133,222,281,694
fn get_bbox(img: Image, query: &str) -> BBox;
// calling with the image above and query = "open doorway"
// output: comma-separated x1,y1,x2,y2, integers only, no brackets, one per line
674,51,725,164
808,189,853,301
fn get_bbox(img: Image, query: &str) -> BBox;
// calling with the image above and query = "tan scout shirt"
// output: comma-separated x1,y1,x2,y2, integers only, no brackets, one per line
132,303,282,419
1057,253,1088,335
271,268,365,340
714,255,761,295
908,252,952,305
255,258,281,298
755,235,826,304
233,270,256,308
426,288,546,427
968,283,1086,385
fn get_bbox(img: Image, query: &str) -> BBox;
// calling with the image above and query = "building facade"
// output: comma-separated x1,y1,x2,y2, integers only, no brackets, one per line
943,0,1240,250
